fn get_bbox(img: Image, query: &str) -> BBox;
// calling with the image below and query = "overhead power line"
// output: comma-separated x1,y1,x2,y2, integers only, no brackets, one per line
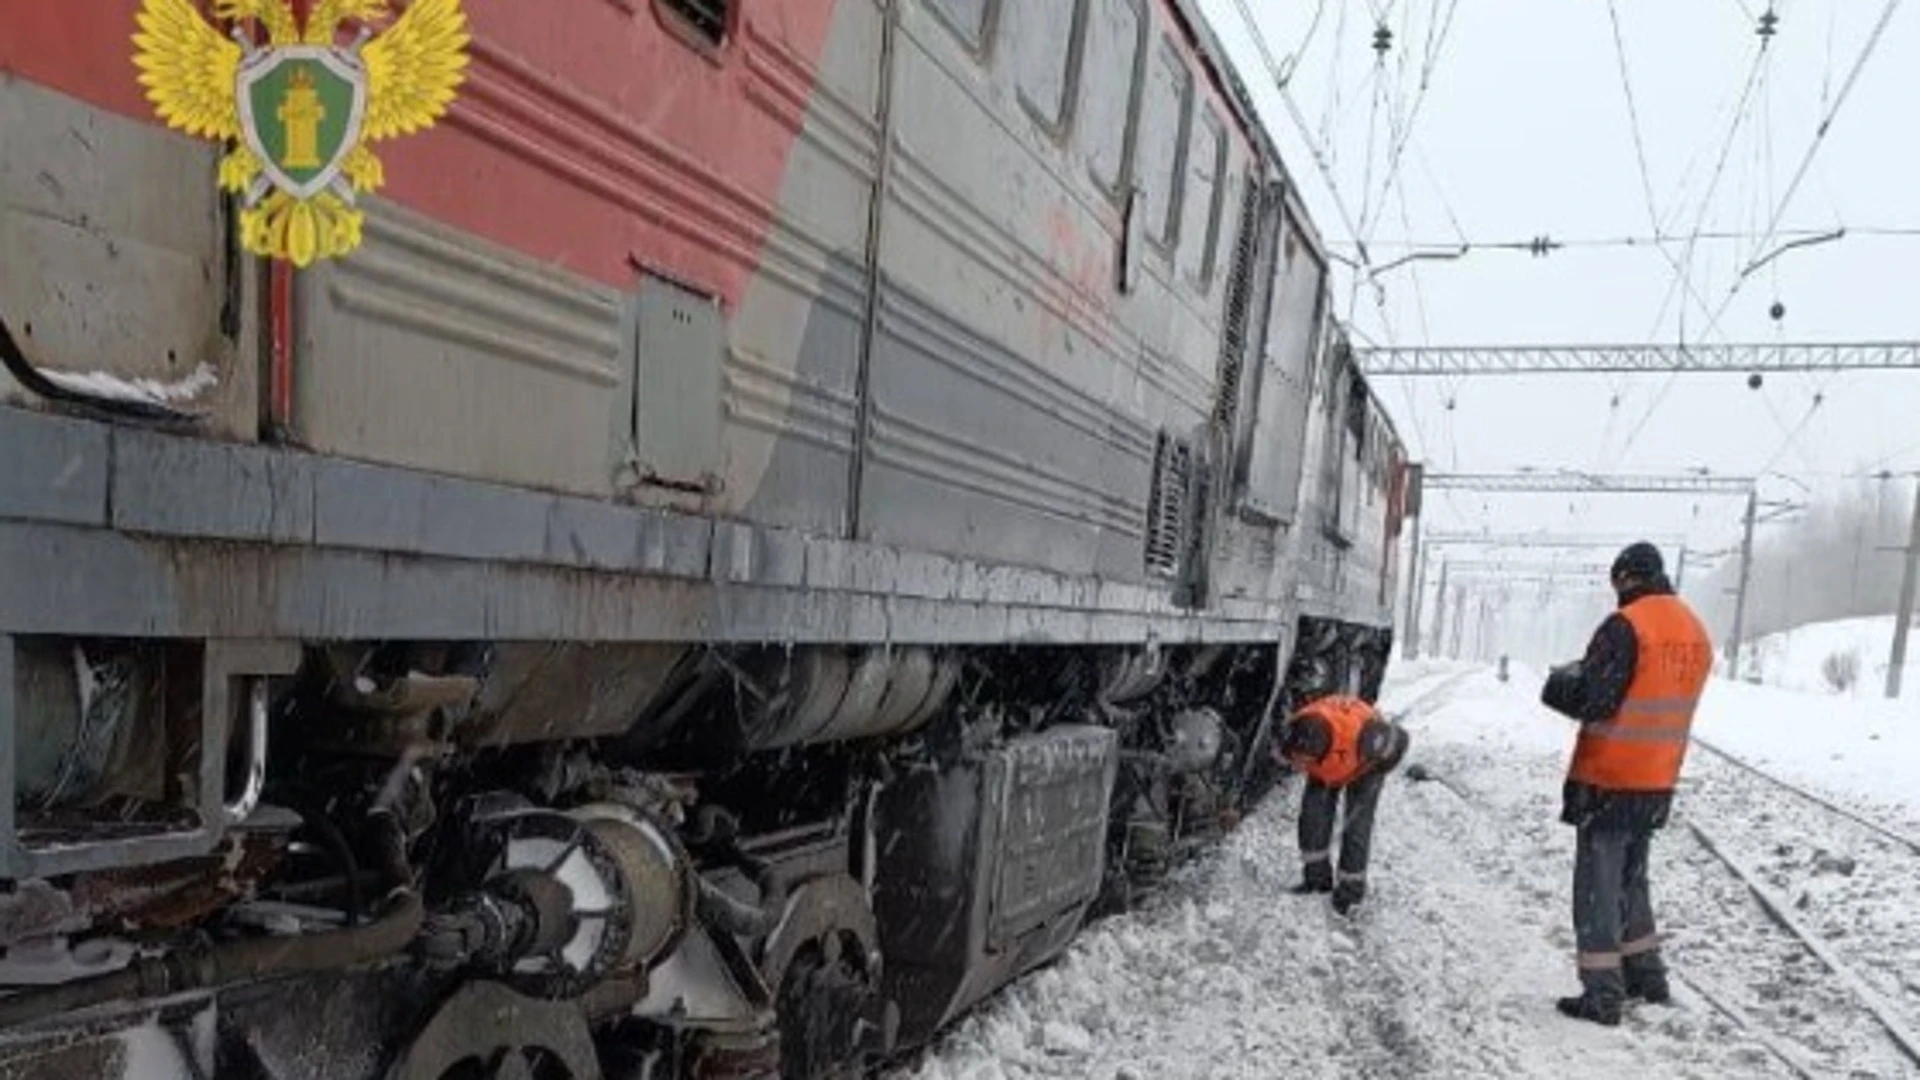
1356,341,1920,376
1738,0,1905,284
1606,34,1775,469
1607,0,1663,237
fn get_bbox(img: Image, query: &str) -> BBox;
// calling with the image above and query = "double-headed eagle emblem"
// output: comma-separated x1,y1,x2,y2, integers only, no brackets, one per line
133,0,470,266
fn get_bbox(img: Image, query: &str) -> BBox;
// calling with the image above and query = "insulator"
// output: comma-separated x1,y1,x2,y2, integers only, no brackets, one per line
1747,373,1764,390
1373,24,1392,55
1769,300,1786,321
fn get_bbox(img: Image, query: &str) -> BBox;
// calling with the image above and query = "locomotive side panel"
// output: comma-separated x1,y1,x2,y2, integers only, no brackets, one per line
1285,315,1407,693
0,1,260,439
1206,182,1328,606
293,0,881,538
858,0,1254,584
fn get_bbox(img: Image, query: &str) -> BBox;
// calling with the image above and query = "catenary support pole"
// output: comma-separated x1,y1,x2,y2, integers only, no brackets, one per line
1885,479,1920,699
1727,491,1759,679
1404,516,1425,660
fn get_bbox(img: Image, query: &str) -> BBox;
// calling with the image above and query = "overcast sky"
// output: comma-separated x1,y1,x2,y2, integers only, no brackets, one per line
1197,0,1920,574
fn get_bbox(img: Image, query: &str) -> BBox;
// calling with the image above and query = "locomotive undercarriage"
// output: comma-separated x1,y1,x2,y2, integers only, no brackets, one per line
0,622,1404,1080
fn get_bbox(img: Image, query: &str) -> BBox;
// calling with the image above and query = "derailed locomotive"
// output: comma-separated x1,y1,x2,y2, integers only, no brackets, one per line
0,0,1412,1075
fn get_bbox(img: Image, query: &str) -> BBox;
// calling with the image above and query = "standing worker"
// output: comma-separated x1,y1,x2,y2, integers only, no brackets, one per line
1541,542,1713,1025
1279,692,1411,915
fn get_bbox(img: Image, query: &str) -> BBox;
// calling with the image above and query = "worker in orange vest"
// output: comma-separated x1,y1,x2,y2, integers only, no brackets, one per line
1541,542,1713,1026
1278,692,1410,915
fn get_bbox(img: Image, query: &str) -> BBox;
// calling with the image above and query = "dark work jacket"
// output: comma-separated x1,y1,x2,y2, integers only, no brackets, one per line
1540,576,1679,832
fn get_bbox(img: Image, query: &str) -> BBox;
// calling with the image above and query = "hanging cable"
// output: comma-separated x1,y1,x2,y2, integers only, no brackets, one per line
1706,0,1903,336
1278,0,1332,86
1363,0,1462,257
1606,0,1663,235
1350,61,1388,321
1608,38,1774,470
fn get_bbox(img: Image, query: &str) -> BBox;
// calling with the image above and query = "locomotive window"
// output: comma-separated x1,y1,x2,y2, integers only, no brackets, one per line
1010,0,1085,131
1079,0,1142,197
927,0,992,48
1137,37,1191,248
1345,369,1367,438
1177,111,1225,288
656,0,730,46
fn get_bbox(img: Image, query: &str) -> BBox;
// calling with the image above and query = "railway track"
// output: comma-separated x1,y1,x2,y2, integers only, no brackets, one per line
1679,818,1920,1073
1390,684,1920,1077
1689,736,1920,855
1679,739,1920,1048
1664,737,1920,1076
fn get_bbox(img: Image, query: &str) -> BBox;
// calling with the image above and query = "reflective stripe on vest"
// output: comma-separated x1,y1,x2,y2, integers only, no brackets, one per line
1291,694,1376,788
1568,594,1714,792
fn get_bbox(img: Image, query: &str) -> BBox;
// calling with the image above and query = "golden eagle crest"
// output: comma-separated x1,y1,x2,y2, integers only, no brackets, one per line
132,0,470,266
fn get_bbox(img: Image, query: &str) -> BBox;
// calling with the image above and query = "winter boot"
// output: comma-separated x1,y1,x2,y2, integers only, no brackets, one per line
1556,970,1625,1027
1624,954,1671,1004
1292,861,1333,895
1330,879,1366,915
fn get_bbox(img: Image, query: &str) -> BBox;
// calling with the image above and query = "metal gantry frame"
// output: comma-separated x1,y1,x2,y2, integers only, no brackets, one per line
1421,471,1757,496
1402,471,1762,665
1439,560,1617,577
1354,342,1920,377
1422,532,1690,551
1381,342,1920,682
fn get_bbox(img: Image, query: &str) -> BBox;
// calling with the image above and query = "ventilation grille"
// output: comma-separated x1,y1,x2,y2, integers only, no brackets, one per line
660,0,729,44
1174,454,1214,607
1211,180,1263,431
1145,432,1194,578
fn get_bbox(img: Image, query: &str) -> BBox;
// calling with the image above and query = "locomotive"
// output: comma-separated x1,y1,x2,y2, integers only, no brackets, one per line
0,0,1413,1076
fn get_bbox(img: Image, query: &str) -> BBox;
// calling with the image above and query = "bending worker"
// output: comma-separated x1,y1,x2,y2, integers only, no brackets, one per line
1541,542,1713,1026
1279,692,1410,915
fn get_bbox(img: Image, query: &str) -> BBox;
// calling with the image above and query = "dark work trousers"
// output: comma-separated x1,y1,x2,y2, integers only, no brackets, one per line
1572,825,1664,997
1297,769,1387,888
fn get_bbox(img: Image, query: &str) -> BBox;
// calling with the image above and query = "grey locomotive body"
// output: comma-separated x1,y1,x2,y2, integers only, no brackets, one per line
0,0,1408,1075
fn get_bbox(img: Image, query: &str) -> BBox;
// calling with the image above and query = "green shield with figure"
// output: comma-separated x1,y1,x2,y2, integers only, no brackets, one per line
237,46,370,201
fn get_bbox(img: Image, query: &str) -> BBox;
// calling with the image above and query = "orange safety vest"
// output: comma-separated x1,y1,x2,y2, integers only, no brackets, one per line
1288,695,1376,788
1567,594,1714,792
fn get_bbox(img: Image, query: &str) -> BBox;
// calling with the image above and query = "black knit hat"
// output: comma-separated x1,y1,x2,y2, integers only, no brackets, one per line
1610,541,1664,583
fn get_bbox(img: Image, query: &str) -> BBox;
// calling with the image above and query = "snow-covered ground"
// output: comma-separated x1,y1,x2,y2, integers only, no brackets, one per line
1694,677,1920,829
1701,615,1920,827
890,661,1920,1079
1735,614,1920,700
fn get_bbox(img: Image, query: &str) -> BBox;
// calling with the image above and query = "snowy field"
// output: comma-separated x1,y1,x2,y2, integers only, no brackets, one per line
1711,616,1920,826
890,660,1920,1079
1735,614,1920,701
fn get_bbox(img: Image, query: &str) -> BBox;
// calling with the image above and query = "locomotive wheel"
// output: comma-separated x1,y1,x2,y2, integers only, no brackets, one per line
387,982,602,1080
775,934,871,1080
435,1046,586,1080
